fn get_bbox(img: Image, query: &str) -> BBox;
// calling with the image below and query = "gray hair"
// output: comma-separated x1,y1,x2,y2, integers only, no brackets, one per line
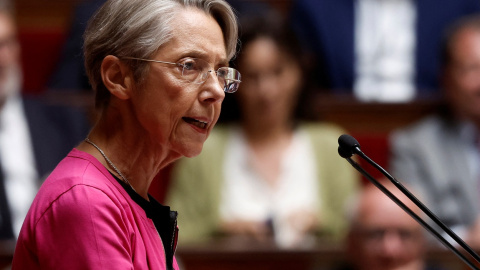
84,0,238,109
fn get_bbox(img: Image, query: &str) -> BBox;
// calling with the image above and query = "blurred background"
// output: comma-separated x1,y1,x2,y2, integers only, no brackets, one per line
7,0,480,269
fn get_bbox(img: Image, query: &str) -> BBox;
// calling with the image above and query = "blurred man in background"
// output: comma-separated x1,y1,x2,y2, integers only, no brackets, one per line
340,181,443,270
0,0,88,247
390,15,480,248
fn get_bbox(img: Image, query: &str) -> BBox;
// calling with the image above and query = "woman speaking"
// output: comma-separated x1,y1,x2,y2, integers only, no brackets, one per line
12,0,240,269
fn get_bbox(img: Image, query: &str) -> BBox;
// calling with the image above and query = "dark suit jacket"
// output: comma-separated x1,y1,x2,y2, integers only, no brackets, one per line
23,97,89,179
0,96,89,241
48,0,104,91
389,114,479,230
290,0,480,95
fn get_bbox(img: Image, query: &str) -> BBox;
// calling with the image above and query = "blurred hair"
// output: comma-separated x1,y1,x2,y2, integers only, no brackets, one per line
219,9,310,123
84,0,238,109
235,12,303,67
441,14,480,67
0,0,14,16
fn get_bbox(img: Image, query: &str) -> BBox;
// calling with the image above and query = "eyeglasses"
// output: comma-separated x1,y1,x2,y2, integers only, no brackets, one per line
123,56,241,93
357,227,422,248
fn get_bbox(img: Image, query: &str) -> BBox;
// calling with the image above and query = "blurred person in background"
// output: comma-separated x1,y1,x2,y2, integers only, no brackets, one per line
167,10,359,248
338,180,444,270
0,0,88,249
390,14,480,249
289,0,480,102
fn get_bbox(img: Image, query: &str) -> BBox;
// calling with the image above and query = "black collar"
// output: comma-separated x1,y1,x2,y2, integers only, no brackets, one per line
111,173,178,270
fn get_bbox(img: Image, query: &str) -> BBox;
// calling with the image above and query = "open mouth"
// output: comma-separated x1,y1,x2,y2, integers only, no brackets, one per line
182,117,208,129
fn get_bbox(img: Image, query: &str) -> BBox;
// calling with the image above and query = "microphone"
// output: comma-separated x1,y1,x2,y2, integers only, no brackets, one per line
338,134,480,270
338,134,360,157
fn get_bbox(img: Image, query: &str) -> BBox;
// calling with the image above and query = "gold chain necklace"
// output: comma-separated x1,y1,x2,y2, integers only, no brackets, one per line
84,138,136,193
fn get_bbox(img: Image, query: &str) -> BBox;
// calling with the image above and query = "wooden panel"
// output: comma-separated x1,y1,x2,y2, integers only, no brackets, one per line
0,239,471,270
176,239,469,270
310,93,443,134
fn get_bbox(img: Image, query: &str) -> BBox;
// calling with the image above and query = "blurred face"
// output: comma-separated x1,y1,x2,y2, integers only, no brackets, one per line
0,12,20,98
348,189,425,270
236,37,301,126
443,27,480,122
129,7,227,157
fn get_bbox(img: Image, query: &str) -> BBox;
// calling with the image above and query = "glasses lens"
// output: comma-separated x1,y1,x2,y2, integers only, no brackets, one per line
180,58,241,93
179,58,206,83
224,81,239,93
218,67,241,93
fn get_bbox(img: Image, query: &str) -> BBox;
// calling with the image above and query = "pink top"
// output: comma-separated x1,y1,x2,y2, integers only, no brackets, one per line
12,149,180,270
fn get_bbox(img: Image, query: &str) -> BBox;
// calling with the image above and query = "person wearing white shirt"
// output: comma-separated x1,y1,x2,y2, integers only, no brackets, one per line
290,0,480,102
0,0,89,249
167,11,359,248
354,0,416,102
390,15,480,249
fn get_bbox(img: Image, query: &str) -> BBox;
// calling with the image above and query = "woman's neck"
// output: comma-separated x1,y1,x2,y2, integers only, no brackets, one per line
78,111,178,199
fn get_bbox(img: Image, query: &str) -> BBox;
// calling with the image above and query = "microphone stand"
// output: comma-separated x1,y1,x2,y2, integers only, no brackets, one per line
344,156,480,270
354,147,480,262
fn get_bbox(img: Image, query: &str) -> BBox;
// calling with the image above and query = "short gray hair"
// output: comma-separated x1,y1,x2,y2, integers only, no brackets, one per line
84,0,238,109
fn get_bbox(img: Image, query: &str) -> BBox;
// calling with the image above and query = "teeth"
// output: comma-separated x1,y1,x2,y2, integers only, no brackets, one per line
183,117,207,129
192,121,207,129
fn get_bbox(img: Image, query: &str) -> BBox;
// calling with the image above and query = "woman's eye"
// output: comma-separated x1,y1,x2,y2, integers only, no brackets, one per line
181,59,197,71
217,68,228,77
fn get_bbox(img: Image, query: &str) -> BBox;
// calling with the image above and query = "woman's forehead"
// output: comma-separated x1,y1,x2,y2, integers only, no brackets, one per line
159,8,227,62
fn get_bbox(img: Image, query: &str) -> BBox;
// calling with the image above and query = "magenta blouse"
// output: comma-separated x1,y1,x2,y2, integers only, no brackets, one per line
12,149,180,269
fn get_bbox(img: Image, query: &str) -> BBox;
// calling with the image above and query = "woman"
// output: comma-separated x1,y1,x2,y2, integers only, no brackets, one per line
12,0,239,269
167,12,359,248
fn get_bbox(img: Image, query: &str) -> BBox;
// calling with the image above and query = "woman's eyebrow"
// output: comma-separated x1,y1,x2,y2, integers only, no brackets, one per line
178,49,228,65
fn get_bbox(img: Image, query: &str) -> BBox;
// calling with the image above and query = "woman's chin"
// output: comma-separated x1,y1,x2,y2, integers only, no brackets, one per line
178,144,204,158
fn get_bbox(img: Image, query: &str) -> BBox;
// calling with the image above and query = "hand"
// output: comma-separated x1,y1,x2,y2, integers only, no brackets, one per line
275,210,318,247
286,210,319,235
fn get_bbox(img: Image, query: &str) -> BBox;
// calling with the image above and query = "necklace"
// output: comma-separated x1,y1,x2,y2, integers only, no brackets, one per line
84,138,136,192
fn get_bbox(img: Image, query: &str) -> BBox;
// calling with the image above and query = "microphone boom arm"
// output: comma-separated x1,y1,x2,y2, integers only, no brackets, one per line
354,148,480,265
344,156,480,270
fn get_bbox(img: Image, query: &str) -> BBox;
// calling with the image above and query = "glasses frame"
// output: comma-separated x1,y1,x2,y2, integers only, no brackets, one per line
122,56,241,93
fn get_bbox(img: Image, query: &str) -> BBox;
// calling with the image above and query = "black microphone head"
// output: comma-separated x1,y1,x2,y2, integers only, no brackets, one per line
338,146,353,158
338,134,361,158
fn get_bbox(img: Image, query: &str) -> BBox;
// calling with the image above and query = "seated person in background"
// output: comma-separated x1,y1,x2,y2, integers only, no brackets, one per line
166,11,359,248
0,0,88,245
289,0,480,102
390,15,480,248
340,180,443,270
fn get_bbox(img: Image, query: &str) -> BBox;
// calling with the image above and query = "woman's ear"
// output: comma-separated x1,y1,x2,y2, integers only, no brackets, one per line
100,55,133,100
